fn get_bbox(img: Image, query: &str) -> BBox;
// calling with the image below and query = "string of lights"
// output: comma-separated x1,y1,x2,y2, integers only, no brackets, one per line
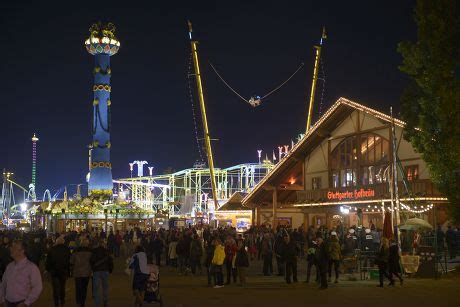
341,202,435,214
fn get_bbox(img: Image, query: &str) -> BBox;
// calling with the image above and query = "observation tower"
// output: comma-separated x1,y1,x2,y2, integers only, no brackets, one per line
84,23,120,194
29,133,38,200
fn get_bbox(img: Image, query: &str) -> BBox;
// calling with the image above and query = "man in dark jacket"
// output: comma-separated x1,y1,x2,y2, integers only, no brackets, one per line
28,237,43,266
190,235,202,275
46,236,70,307
205,240,216,286
315,237,329,289
107,231,115,256
152,235,164,266
446,225,457,259
280,234,299,283
235,240,249,286
274,234,285,276
90,239,113,307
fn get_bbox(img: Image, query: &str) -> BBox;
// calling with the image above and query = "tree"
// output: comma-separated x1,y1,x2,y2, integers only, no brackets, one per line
398,0,460,222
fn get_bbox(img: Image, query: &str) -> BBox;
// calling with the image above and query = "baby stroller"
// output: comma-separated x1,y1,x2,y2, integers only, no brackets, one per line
144,264,164,306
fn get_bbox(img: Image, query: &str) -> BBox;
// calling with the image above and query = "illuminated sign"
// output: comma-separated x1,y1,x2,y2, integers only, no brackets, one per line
327,188,375,201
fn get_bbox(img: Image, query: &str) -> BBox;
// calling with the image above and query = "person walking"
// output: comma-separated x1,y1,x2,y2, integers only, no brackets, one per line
168,238,178,268
305,240,318,283
204,240,216,287
274,234,285,277
152,236,164,267
446,225,457,259
261,233,273,276
190,235,203,275
235,240,249,287
388,239,403,286
376,237,393,287
46,235,70,307
212,239,226,288
0,240,43,306
224,237,237,284
71,238,92,307
114,230,122,258
90,239,113,307
281,234,299,284
327,232,341,283
107,231,115,256
315,237,329,289
176,236,186,274
129,246,150,307
0,237,12,284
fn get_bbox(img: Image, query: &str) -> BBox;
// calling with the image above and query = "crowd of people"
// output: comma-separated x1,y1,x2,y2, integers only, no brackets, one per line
0,222,459,306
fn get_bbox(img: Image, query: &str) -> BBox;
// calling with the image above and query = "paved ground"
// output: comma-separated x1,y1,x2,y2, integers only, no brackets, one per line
35,257,460,307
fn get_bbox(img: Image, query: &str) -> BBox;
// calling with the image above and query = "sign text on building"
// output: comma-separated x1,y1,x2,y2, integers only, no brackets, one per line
327,188,375,201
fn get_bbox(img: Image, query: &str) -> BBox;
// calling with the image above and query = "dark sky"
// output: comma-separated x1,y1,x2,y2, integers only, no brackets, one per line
1,0,416,196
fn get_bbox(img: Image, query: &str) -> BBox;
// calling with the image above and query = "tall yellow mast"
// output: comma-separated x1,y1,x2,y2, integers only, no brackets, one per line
187,21,219,210
306,27,327,133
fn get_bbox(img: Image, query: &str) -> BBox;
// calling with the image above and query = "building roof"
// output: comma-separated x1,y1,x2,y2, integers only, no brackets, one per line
242,97,406,207
218,192,251,211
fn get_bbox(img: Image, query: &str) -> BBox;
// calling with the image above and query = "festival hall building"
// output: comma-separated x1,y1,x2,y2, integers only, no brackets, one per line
242,97,449,230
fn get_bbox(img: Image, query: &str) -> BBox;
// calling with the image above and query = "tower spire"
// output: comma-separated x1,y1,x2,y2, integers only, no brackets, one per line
84,22,120,195
30,133,38,200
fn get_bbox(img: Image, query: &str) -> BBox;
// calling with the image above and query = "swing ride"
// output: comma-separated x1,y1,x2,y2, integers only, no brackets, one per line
209,61,305,107
182,22,328,213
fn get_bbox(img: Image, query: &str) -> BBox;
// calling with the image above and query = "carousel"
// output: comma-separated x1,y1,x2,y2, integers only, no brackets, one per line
26,193,156,233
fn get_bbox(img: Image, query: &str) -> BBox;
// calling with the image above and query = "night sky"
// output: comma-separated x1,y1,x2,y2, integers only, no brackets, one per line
1,1,416,196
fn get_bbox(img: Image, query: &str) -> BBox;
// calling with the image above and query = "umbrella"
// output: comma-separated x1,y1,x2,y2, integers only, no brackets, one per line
382,211,394,239
399,218,433,230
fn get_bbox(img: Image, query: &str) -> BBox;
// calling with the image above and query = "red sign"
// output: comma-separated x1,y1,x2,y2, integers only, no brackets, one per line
327,188,375,201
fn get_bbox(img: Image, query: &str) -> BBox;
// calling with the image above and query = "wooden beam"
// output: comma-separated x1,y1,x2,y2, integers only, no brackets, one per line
273,188,277,229
328,125,390,141
277,184,304,191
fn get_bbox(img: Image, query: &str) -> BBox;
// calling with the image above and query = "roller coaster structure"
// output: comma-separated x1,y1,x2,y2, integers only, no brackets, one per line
115,161,274,216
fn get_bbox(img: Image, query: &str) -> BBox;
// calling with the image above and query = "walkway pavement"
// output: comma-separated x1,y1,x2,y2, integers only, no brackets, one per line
35,256,460,307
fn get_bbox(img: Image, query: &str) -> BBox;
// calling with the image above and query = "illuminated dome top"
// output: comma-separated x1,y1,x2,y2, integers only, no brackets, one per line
84,22,120,56
31,133,39,142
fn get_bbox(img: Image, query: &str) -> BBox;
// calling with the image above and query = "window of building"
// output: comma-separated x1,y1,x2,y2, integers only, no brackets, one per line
312,177,322,190
331,133,390,187
405,165,419,181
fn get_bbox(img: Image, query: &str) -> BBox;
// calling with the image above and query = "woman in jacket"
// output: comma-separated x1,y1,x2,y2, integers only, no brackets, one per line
129,245,150,307
71,238,92,307
327,232,341,283
224,237,237,284
212,239,226,288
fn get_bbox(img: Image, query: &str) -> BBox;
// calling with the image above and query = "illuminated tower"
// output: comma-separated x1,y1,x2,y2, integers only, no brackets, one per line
84,23,120,194
30,133,38,200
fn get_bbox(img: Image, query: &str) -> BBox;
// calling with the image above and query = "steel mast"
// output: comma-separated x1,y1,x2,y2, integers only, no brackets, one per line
306,27,327,133
187,21,219,210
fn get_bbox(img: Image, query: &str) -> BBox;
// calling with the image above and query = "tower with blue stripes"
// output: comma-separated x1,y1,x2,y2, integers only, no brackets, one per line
84,23,120,194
